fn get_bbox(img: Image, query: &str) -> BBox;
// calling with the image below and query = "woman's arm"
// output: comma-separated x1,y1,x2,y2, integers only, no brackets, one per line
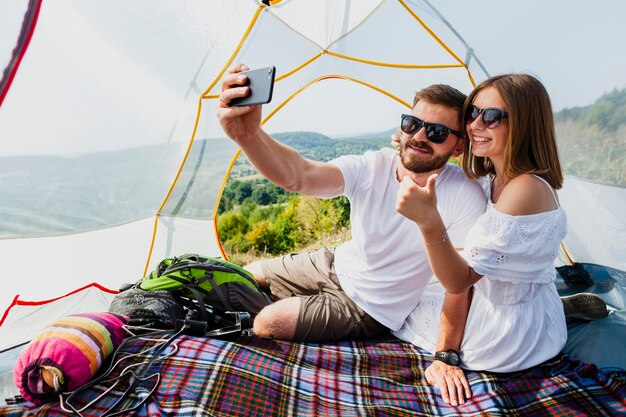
426,289,473,406
396,174,482,294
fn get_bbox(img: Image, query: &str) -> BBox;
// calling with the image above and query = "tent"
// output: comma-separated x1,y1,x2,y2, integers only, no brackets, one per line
1,0,625,414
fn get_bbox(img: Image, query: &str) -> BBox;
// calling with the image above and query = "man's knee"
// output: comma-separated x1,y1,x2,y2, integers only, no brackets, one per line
244,260,268,287
253,308,283,339
253,299,300,340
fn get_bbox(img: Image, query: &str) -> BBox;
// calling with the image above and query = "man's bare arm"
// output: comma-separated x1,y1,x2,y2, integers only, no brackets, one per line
217,63,344,198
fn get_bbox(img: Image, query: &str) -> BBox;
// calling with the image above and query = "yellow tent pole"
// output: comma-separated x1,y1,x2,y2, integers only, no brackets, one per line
176,1,485,265
325,51,464,70
211,53,325,259
142,97,205,276
201,5,266,98
143,4,267,275
205,52,325,101
264,74,412,124
466,68,477,88
276,53,324,81
560,242,575,265
213,148,243,260
397,0,466,67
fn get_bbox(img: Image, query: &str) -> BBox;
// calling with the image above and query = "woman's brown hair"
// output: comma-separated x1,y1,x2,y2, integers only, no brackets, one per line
461,74,563,189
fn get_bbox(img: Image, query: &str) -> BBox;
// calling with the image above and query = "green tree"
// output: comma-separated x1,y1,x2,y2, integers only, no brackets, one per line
295,195,348,243
276,196,307,248
233,181,253,204
332,196,351,228
222,233,251,254
217,211,249,241
246,222,285,255
251,185,275,205
239,199,258,218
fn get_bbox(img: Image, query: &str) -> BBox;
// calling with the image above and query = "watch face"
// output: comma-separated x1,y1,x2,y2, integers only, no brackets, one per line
447,351,460,366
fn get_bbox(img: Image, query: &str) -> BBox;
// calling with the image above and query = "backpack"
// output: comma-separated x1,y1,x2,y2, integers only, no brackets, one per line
110,254,272,338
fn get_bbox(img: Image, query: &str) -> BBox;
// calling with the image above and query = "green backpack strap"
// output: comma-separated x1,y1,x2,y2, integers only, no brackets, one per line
203,273,233,312
184,282,210,323
185,270,234,314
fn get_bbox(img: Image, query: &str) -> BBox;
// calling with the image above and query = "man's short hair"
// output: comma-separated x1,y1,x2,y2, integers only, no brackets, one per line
413,84,466,130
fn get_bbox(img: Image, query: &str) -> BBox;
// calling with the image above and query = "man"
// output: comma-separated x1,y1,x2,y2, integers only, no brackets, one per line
217,64,486,404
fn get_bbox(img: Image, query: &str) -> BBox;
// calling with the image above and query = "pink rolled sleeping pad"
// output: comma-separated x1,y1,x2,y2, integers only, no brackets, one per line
14,312,128,405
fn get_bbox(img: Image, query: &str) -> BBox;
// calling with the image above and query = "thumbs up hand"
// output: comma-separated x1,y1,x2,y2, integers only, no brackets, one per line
396,173,439,225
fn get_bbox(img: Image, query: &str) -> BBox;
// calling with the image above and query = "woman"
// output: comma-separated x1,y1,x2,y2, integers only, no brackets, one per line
393,74,583,374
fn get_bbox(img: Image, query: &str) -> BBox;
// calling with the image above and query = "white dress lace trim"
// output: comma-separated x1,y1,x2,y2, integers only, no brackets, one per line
463,204,567,286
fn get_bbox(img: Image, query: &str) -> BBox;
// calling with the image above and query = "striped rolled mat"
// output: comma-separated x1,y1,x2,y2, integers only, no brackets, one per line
13,312,128,405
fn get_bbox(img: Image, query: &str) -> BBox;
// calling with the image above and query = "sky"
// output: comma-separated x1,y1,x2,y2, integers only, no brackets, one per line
0,0,625,154
434,0,626,112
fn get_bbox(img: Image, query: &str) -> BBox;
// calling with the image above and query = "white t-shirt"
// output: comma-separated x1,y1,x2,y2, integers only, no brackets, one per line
330,148,486,330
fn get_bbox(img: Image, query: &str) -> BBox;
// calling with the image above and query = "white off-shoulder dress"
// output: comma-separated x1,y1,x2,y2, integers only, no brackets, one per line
393,176,568,372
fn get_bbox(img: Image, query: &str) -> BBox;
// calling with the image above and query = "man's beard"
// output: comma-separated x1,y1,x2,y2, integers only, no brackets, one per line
399,141,453,173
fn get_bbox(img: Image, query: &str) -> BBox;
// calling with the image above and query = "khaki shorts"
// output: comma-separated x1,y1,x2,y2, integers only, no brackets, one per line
261,247,387,342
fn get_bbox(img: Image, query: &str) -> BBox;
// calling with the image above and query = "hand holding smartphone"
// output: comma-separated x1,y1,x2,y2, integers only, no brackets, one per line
230,66,276,106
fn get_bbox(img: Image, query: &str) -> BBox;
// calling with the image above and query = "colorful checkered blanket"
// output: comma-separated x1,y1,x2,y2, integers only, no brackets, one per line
1,335,625,416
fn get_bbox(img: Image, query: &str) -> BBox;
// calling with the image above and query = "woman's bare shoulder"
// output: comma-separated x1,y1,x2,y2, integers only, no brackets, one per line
496,174,557,216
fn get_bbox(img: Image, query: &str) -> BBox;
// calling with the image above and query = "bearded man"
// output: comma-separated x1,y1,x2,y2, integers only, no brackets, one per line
218,65,486,404
218,62,485,346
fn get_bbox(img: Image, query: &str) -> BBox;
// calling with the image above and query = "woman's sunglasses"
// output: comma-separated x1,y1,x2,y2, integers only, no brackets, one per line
400,114,461,144
465,104,508,129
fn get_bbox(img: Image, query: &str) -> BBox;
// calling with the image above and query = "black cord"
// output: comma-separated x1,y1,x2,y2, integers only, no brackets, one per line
64,325,186,416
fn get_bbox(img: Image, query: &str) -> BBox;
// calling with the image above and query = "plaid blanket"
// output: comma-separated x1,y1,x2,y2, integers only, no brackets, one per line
1,335,625,416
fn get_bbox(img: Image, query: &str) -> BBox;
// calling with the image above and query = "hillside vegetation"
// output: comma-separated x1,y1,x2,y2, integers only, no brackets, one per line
0,89,623,245
221,89,626,262
556,88,626,185
218,133,386,263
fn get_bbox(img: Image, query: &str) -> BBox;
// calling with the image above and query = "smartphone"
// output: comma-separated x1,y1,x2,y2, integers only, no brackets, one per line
230,66,276,106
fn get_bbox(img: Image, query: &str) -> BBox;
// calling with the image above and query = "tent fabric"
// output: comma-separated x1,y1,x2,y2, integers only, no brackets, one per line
558,263,626,371
0,0,41,106
0,0,486,355
1,336,624,416
0,0,621,336
0,215,221,351
558,177,626,272
0,285,119,355
0,0,625,411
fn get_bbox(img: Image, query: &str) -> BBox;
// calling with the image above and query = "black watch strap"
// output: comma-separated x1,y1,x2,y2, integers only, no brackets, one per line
434,349,461,366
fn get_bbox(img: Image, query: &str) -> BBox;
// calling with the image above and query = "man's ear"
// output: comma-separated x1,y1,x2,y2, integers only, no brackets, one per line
452,139,464,158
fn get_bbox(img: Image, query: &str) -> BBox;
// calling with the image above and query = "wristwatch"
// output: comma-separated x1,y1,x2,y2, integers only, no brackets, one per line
434,350,461,366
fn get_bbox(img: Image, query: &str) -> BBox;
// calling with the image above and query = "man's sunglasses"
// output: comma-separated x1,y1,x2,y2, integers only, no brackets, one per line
465,104,508,129
400,114,462,144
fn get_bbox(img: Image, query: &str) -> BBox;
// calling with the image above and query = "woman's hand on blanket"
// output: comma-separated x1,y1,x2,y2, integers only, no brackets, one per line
425,361,472,406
